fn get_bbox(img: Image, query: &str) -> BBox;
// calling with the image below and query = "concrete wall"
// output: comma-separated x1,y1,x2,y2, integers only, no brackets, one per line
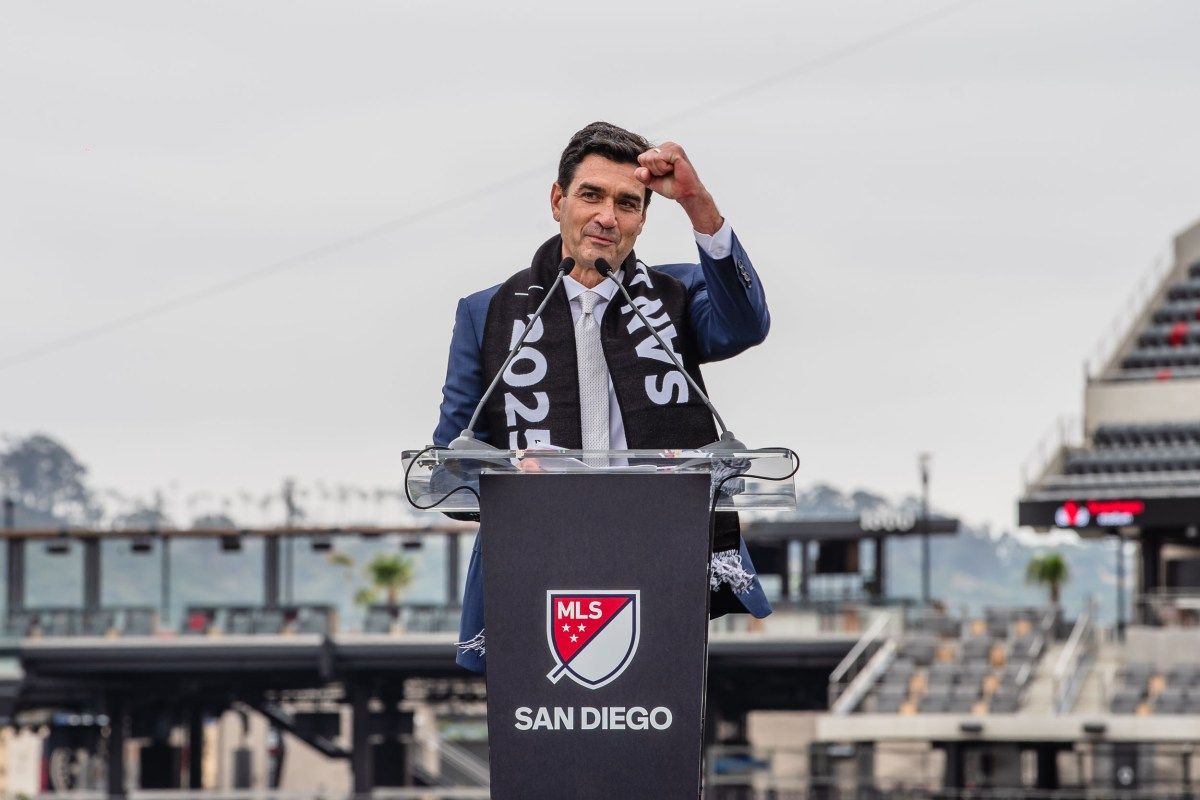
1084,378,1200,434
278,716,349,796
1124,626,1200,670
0,727,43,795
210,707,350,794
1175,217,1200,270
747,713,948,792
817,713,1200,743
747,710,816,785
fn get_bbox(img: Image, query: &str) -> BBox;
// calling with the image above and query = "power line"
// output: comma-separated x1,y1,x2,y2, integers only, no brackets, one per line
0,164,546,372
648,0,988,131
0,0,987,373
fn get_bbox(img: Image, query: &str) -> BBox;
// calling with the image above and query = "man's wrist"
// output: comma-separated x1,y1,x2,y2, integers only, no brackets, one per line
679,191,722,235
694,220,733,260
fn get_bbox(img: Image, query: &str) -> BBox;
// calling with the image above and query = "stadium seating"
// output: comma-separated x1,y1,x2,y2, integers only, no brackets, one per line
3,611,33,638
1108,661,1200,714
1092,423,1200,448
362,603,460,634
1035,421,1200,494
1121,345,1200,370
1167,278,1200,300
294,606,335,634
1137,322,1200,348
858,607,1049,715
3,606,158,637
363,605,396,634
1152,299,1200,324
179,604,335,636
1103,261,1200,376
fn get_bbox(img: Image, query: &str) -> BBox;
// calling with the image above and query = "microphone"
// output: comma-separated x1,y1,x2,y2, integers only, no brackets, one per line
448,257,575,451
594,258,745,451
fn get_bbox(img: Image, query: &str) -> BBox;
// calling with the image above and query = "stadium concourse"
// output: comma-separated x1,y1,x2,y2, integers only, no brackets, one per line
1018,217,1200,633
0,505,959,798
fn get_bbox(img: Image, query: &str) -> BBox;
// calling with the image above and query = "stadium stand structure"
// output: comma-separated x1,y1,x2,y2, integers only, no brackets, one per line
805,600,1200,796
788,219,1200,799
852,607,1051,716
1019,216,1200,630
1,521,878,796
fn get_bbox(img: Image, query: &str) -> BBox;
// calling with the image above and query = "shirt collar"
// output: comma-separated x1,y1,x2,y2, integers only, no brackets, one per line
563,271,623,303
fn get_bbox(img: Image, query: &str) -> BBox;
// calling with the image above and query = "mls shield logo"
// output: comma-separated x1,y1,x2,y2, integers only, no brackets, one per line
545,590,640,690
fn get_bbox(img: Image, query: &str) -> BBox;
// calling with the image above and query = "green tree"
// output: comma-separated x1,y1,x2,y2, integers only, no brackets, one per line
1025,552,1069,605
0,433,98,522
191,513,237,529
114,489,174,529
115,506,173,529
354,553,415,607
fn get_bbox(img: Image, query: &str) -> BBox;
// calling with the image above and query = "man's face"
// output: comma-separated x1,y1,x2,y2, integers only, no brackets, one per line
551,154,647,271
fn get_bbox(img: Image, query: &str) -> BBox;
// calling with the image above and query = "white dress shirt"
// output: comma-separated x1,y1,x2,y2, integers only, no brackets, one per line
562,221,733,450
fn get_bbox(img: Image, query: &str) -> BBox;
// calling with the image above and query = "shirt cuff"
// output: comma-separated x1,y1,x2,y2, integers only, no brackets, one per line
693,220,733,260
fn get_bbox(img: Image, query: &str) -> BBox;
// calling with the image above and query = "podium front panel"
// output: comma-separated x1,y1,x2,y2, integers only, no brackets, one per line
481,472,711,800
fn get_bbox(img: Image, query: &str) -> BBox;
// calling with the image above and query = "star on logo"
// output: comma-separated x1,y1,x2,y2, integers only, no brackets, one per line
577,623,586,631
569,634,578,643
562,624,570,632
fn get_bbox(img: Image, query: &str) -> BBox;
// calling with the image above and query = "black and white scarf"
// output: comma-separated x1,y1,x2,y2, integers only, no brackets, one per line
477,235,753,605
481,234,718,452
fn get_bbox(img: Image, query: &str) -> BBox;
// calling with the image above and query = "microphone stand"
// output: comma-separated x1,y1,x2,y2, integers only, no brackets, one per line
448,257,575,451
595,258,745,452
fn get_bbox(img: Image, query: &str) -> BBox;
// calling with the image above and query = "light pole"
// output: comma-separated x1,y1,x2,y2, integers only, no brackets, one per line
283,478,298,605
919,453,931,607
1115,532,1126,642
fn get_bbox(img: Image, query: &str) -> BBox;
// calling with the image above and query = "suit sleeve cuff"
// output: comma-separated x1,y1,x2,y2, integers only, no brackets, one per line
693,219,733,260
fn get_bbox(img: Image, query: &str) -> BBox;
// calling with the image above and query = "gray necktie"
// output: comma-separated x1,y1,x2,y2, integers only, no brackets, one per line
576,290,610,459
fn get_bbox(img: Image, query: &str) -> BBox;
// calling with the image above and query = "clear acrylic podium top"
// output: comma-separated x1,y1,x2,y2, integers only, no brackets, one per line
402,446,798,513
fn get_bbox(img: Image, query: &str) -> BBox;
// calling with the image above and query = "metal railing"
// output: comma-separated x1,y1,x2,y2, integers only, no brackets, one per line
1020,415,1082,492
1084,249,1174,381
1037,605,1058,640
827,612,895,709
435,741,490,788
3,606,158,638
181,604,337,636
1052,597,1097,714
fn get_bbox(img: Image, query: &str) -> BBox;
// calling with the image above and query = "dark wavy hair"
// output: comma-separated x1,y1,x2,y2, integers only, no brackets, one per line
557,121,653,207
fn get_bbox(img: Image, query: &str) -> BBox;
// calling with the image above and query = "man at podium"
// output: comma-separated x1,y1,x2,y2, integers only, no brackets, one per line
433,121,773,672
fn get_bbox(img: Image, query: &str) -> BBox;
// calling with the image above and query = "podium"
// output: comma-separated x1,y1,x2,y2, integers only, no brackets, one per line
404,447,796,799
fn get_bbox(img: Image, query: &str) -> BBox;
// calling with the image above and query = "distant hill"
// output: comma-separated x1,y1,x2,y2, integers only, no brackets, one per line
795,483,1128,623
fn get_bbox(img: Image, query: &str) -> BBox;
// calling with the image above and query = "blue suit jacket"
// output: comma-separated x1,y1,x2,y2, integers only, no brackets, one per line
434,231,773,672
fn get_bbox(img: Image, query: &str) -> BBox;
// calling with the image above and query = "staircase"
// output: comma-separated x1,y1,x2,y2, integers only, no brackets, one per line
1021,641,1064,714
1072,643,1119,714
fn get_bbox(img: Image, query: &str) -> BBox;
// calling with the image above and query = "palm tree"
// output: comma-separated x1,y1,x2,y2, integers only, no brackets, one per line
355,553,416,607
1025,552,1069,605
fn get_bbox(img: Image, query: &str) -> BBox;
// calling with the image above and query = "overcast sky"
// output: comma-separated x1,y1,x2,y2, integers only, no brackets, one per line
3,0,1199,533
